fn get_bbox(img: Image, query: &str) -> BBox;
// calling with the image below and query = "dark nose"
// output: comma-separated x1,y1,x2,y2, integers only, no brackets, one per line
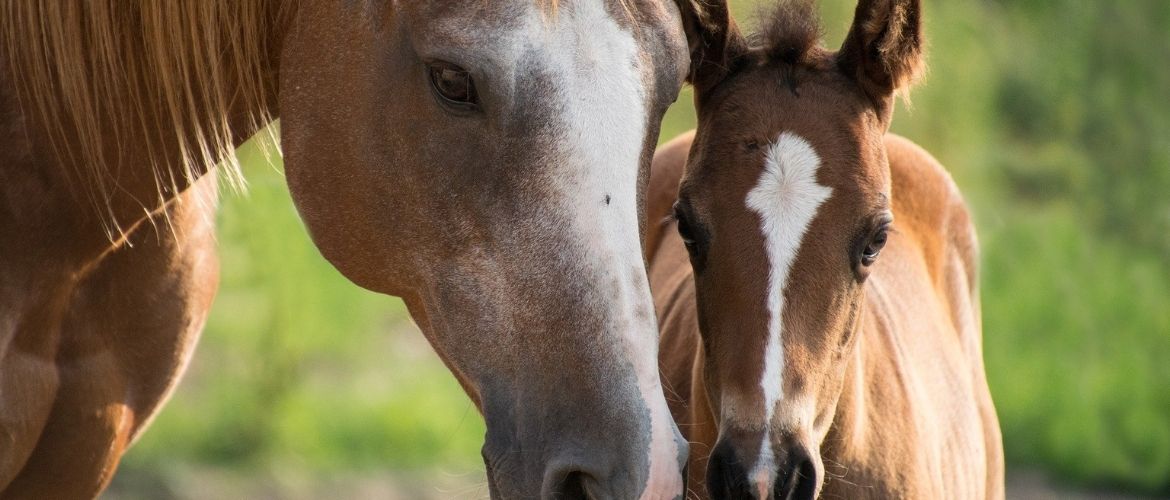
774,446,818,500
705,439,820,500
706,439,755,499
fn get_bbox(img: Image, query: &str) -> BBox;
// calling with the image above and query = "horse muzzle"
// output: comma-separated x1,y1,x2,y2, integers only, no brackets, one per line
706,433,822,500
479,386,688,500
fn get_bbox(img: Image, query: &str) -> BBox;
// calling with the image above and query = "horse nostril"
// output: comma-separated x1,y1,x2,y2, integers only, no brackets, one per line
706,441,754,499
555,471,589,500
544,467,602,500
774,453,819,500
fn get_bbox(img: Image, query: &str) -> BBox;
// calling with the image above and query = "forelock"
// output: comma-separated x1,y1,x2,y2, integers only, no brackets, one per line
750,0,822,66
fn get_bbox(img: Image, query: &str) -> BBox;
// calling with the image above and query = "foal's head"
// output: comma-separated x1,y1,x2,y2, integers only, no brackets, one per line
673,0,924,497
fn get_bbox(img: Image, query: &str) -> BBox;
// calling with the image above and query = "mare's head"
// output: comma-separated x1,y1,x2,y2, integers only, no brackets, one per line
671,0,924,497
278,1,700,498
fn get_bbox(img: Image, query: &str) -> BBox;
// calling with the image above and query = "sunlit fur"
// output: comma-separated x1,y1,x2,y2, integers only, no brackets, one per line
1,1,287,236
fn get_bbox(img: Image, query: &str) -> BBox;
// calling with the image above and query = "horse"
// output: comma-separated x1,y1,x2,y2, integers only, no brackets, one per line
0,1,717,497
646,0,1005,498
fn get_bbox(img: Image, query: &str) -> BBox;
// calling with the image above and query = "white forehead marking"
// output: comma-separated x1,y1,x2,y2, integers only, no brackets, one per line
743,132,832,483
535,4,684,499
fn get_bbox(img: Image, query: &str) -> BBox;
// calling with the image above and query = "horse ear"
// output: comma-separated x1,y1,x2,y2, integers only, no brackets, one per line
675,0,747,96
837,0,924,109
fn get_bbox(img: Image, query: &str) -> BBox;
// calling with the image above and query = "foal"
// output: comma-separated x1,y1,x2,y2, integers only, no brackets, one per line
648,0,1004,498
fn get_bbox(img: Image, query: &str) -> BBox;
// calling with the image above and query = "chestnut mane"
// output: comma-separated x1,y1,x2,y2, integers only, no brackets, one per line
1,1,286,233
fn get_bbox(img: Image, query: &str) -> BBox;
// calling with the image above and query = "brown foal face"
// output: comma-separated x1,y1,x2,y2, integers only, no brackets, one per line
278,1,693,498
680,66,891,500
673,0,923,498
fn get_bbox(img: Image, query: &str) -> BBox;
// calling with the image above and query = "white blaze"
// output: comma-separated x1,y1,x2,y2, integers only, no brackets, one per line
425,1,681,496
539,3,684,499
743,132,832,483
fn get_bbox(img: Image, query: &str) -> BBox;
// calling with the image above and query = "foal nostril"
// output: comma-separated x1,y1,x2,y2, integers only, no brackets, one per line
706,440,755,499
774,452,819,500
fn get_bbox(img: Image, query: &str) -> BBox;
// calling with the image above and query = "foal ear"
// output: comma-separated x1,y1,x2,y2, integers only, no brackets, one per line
837,0,924,109
675,0,747,96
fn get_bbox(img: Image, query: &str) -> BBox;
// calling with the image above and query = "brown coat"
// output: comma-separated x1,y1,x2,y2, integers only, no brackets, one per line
648,132,1004,499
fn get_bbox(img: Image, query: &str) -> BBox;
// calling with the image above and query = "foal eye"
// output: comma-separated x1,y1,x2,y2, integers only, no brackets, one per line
673,204,696,248
428,61,479,109
673,201,709,272
860,226,889,267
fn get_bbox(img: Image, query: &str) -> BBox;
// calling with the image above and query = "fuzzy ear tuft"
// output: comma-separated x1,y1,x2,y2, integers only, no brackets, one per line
675,0,748,96
838,0,925,104
757,0,822,67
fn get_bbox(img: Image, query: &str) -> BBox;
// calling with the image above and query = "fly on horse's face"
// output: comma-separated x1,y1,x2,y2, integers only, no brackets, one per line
279,0,693,498
672,0,923,497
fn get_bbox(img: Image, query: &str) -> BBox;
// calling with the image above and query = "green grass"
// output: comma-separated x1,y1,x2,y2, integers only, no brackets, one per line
118,0,1170,495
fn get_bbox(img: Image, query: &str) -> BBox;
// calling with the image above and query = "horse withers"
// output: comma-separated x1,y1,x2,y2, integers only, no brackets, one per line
647,0,1004,498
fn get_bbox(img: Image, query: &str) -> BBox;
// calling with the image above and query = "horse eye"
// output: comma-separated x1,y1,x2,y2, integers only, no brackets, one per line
860,226,889,267
428,62,478,109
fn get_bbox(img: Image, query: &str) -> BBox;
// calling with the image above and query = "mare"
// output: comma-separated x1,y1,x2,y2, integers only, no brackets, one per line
646,0,1004,498
0,1,713,497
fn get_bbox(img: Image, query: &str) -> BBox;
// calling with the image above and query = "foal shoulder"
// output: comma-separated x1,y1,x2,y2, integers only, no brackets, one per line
881,136,999,494
884,134,978,293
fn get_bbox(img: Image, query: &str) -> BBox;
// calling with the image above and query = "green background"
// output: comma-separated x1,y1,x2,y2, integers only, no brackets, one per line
108,0,1170,497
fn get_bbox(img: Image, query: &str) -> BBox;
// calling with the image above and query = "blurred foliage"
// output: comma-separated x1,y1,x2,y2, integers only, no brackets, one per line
116,0,1170,496
118,141,487,488
880,1,1170,492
